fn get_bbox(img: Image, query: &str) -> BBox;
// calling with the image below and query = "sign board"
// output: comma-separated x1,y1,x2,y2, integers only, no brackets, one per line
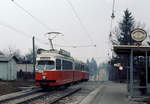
114,63,121,67
131,28,147,42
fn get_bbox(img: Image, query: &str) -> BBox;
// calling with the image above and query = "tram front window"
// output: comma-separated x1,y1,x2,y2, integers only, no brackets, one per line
37,60,55,70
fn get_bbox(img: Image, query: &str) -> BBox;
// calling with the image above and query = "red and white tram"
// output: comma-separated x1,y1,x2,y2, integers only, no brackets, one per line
35,49,89,88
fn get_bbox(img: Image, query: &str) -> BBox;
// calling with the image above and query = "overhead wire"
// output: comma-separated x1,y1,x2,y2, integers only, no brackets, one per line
11,0,73,46
11,0,79,47
65,0,104,63
0,20,95,49
0,21,31,38
0,19,96,49
11,0,54,31
0,20,49,45
10,0,97,48
66,0,95,46
55,44,96,48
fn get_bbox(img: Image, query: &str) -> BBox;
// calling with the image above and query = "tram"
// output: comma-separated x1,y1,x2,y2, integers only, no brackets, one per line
35,49,89,88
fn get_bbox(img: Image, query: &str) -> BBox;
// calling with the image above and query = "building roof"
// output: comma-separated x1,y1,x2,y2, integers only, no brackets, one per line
113,45,150,49
0,55,18,62
113,45,150,56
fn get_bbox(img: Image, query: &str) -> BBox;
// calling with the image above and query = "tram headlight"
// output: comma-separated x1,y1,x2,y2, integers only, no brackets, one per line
42,76,46,80
39,70,43,73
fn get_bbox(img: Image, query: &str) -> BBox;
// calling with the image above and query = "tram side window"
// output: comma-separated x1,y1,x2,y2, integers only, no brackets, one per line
81,65,84,71
79,64,81,70
75,63,79,70
62,60,73,70
75,64,77,70
75,63,77,70
56,59,61,70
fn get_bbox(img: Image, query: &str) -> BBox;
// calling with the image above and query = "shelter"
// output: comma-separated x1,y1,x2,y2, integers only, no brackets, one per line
0,55,18,80
113,45,150,97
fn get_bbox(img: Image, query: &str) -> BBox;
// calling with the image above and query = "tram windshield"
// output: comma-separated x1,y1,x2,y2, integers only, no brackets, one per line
37,60,55,70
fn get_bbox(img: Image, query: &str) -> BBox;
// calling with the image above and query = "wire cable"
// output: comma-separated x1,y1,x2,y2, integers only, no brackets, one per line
10,0,97,48
0,21,31,38
55,44,96,48
0,20,96,48
11,0,54,31
0,20,50,46
11,0,82,46
66,0,95,45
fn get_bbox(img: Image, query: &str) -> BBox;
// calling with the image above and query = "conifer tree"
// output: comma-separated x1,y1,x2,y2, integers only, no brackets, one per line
118,9,135,45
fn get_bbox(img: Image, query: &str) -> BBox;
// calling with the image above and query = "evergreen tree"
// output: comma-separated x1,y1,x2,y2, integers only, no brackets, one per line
117,9,135,45
91,58,98,75
109,9,135,81
86,58,98,76
86,59,90,65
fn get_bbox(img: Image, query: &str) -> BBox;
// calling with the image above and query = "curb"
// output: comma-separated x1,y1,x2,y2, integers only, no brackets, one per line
80,85,103,104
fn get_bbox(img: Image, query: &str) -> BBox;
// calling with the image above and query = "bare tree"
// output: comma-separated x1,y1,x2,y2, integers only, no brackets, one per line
3,46,21,57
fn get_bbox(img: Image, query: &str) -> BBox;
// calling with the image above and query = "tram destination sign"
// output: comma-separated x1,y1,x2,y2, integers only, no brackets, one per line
131,28,147,42
40,57,50,60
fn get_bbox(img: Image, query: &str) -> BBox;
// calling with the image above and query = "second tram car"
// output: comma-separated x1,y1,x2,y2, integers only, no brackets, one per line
35,49,89,88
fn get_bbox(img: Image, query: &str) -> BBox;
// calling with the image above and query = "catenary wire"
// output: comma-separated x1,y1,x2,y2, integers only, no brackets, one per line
0,20,96,48
0,20,48,45
11,0,54,31
11,0,78,46
0,21,31,38
66,0,95,45
10,0,97,48
55,44,96,48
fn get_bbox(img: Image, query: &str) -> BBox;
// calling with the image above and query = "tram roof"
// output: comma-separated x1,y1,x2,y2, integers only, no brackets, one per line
113,45,150,56
38,51,73,59
37,49,85,63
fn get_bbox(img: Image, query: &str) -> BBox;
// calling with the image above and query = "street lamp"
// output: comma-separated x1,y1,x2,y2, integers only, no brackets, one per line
45,32,63,50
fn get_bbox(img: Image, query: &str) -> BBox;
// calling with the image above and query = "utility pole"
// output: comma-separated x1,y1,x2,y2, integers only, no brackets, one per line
33,36,36,79
111,0,115,19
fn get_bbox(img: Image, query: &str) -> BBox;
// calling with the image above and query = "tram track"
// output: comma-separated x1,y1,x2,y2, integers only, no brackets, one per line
15,91,51,104
48,87,81,104
0,87,41,104
0,89,54,104
21,86,81,104
0,85,81,104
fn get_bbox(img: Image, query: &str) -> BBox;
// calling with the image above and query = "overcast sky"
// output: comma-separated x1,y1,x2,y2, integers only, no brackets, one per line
0,0,149,63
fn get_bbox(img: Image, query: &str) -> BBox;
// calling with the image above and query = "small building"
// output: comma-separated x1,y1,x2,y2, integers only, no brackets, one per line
0,55,18,80
16,63,33,72
16,62,34,80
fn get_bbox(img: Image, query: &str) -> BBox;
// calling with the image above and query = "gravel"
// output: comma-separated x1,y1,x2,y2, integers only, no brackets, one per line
55,81,103,104
0,80,34,96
